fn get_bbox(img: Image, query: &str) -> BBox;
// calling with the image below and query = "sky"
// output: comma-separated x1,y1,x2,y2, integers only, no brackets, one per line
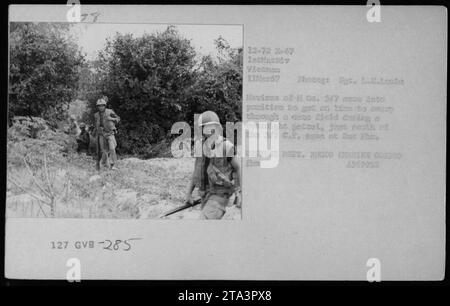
70,23,243,60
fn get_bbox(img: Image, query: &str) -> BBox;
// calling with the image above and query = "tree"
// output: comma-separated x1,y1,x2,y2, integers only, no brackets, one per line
9,23,84,124
186,37,243,125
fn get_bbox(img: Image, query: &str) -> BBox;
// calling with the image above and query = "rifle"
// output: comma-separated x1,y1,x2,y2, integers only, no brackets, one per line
159,198,202,218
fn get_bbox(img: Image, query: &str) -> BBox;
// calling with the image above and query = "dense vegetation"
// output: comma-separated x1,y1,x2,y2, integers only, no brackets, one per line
7,23,242,219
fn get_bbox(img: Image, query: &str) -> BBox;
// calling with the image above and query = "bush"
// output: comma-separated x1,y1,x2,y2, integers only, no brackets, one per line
142,137,173,159
7,117,77,169
9,23,84,123
184,37,243,125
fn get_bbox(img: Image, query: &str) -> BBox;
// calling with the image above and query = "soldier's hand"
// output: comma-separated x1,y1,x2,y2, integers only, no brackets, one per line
186,194,193,204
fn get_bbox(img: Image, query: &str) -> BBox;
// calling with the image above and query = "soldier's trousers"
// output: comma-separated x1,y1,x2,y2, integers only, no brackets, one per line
199,194,230,219
99,134,117,166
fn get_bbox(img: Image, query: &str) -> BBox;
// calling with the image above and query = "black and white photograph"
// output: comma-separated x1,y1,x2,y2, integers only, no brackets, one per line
7,21,243,220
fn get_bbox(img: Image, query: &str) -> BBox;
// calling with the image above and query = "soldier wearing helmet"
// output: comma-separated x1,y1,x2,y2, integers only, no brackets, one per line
94,97,120,170
185,110,241,219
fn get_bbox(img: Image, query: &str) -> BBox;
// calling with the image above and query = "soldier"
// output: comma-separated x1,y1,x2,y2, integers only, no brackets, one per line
94,98,120,170
185,111,241,219
76,123,90,153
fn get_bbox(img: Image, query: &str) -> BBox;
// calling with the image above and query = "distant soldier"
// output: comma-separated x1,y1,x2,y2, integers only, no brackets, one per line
76,123,90,154
185,111,241,219
94,98,120,170
68,115,81,136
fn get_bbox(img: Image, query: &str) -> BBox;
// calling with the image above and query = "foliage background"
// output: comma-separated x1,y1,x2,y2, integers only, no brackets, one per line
7,22,243,219
9,23,84,127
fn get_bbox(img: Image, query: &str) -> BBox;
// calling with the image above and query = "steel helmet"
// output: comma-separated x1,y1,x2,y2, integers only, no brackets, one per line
198,111,220,126
96,99,107,106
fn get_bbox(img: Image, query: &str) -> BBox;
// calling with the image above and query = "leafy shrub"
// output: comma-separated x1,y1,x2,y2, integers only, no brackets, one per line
8,116,49,140
84,27,242,157
9,23,84,123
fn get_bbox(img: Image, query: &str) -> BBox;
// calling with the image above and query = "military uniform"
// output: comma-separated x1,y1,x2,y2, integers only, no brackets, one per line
194,135,236,219
94,108,120,167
